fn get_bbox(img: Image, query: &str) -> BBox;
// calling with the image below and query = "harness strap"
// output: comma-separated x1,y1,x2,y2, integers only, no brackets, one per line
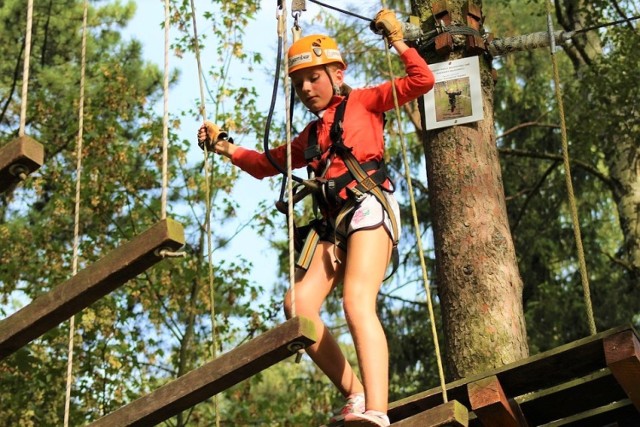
296,225,321,270
295,97,400,279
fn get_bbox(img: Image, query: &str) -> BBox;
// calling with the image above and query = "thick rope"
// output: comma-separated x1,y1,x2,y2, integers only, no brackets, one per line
19,0,34,137
379,3,448,403
161,0,170,220
64,1,89,425
278,3,297,320
188,1,220,425
545,1,597,335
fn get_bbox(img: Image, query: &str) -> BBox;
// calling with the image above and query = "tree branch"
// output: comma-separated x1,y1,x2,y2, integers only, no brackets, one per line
511,160,561,232
496,121,560,140
499,147,616,194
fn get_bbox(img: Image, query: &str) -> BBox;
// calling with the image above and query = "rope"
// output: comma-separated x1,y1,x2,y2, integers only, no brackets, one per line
378,2,448,403
545,0,597,335
64,1,89,425
278,3,297,320
161,0,170,220
18,0,34,137
188,1,220,425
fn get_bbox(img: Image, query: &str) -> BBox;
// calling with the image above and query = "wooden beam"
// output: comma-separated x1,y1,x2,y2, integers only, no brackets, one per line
0,136,45,193
516,369,629,425
0,218,185,359
89,316,317,427
391,400,468,427
468,375,528,427
389,325,633,421
604,329,640,411
541,399,639,426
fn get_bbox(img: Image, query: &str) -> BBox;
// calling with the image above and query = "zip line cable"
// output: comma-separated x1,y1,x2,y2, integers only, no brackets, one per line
545,0,597,335
308,0,370,22
188,1,221,425
574,14,640,34
64,3,89,426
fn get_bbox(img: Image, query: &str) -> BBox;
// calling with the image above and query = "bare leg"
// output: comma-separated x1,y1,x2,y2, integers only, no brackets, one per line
284,241,364,397
343,226,393,412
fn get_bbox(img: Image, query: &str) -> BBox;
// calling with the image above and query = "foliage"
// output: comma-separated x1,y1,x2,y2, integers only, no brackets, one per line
1,0,639,425
490,0,640,353
0,0,276,425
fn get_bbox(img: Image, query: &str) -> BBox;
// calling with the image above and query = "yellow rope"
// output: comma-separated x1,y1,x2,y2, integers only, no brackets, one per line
188,1,220,425
64,2,89,425
545,0,597,335
381,37,449,403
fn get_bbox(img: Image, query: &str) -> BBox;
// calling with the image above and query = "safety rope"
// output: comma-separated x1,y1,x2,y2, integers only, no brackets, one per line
188,1,220,425
18,0,34,137
161,0,170,220
279,2,297,320
545,1,597,335
64,3,89,426
63,0,89,427
378,1,448,404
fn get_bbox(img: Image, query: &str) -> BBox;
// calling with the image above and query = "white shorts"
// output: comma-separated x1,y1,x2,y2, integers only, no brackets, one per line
335,192,401,242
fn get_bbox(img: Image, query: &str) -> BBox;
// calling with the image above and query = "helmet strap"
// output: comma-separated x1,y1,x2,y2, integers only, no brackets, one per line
324,66,341,96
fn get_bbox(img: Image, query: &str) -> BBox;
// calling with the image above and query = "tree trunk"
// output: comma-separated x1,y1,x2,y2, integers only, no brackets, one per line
610,135,640,284
411,0,529,380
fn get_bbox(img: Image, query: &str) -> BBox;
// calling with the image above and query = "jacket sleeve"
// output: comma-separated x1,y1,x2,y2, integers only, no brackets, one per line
230,123,311,179
362,47,434,113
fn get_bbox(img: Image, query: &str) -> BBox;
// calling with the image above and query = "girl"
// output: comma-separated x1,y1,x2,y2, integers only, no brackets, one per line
198,9,434,426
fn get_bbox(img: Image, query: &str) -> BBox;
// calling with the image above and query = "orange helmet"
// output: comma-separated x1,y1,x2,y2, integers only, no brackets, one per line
287,34,346,75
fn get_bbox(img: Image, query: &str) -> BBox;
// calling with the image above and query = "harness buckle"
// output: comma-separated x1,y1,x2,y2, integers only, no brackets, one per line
359,176,378,192
348,186,367,203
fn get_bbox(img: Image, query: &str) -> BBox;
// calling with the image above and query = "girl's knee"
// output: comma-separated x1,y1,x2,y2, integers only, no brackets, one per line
343,295,374,323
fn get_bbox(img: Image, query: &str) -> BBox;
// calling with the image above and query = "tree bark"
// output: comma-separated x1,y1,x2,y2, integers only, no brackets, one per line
412,0,529,380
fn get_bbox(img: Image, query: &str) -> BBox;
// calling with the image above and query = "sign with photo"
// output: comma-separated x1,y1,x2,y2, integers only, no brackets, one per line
423,56,484,129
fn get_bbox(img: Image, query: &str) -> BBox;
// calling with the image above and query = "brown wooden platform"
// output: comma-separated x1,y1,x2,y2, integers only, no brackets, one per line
388,325,640,426
0,136,44,193
89,316,317,427
0,218,185,360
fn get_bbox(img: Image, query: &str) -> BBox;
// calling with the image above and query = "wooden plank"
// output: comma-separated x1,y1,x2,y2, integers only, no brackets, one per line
544,399,639,426
389,325,632,421
89,316,317,427
604,329,640,411
467,375,528,427
0,136,44,193
517,369,629,425
392,400,468,427
0,218,185,359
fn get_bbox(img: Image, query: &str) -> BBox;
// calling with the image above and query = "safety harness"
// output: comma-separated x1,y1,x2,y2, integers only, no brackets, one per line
295,96,400,275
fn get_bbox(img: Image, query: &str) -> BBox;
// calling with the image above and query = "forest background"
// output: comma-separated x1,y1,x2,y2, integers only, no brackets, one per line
0,0,638,426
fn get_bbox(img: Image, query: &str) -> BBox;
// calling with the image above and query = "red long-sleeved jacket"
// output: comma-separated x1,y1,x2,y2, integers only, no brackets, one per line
231,48,434,198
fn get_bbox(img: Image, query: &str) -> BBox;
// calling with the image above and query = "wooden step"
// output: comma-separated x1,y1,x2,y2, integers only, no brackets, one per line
0,135,44,193
388,325,640,426
89,316,317,427
0,218,185,359
392,400,468,426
